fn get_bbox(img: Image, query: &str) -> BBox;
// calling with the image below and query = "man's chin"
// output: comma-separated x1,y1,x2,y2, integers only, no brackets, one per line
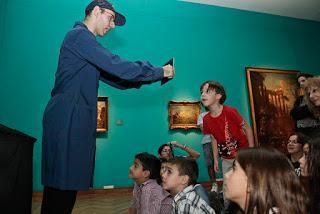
103,29,110,35
98,31,108,37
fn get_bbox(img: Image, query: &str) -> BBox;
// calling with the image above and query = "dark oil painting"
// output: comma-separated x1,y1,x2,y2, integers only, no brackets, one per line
246,67,299,152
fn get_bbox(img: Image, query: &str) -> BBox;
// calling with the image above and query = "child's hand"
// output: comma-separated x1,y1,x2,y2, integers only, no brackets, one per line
168,141,180,148
214,160,220,173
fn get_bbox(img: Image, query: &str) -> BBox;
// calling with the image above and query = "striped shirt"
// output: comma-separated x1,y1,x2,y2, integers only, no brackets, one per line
130,179,173,214
172,185,215,214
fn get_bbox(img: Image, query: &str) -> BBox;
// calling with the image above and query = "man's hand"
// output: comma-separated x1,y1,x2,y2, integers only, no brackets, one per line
163,64,175,79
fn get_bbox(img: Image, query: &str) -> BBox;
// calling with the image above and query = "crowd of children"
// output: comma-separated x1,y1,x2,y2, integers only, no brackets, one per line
126,76,320,214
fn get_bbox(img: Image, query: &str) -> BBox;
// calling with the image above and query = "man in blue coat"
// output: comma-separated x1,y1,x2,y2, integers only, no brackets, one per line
41,0,175,213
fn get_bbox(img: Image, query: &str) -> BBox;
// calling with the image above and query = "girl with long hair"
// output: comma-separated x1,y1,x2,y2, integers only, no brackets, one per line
224,147,308,214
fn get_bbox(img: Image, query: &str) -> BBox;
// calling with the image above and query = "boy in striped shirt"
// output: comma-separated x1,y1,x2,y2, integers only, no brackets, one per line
161,157,215,214
128,152,173,214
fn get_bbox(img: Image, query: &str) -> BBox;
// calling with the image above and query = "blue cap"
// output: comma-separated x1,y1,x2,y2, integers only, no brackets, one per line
85,0,126,26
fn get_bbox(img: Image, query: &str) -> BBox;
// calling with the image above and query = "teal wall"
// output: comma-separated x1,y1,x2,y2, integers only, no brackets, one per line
0,0,320,191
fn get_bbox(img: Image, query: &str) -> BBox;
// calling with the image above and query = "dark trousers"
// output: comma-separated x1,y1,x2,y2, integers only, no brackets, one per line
41,186,77,214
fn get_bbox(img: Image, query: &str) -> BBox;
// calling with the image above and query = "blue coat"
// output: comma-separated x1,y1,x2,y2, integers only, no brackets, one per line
42,22,164,190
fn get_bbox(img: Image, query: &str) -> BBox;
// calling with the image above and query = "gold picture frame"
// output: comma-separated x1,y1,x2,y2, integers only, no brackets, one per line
168,101,201,129
97,97,108,132
246,67,299,151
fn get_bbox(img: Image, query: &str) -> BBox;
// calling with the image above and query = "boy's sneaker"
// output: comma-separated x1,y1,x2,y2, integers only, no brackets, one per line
210,182,218,192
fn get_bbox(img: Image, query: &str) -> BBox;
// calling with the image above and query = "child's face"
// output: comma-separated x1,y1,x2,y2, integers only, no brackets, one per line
159,145,173,160
160,162,168,177
161,163,186,195
128,159,148,183
224,161,248,210
200,83,221,107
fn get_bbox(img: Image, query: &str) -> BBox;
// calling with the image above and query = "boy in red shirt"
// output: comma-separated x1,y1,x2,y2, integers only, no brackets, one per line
200,81,254,178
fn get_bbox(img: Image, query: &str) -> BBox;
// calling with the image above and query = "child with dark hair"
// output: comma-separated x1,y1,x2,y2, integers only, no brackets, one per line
200,80,254,208
225,148,308,213
157,142,210,205
158,141,200,162
128,152,172,214
200,80,254,171
200,80,254,212
157,141,200,182
161,157,214,213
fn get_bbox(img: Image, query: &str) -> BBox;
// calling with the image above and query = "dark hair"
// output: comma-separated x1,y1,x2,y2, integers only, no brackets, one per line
305,138,320,213
85,0,100,16
304,77,320,119
167,157,198,186
158,144,168,155
85,6,94,17
200,80,226,104
157,144,174,158
290,132,311,145
236,148,308,214
297,72,314,81
135,152,160,181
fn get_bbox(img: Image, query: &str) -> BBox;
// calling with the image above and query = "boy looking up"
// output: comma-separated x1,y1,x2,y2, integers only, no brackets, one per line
128,152,172,214
161,157,214,213
200,80,254,177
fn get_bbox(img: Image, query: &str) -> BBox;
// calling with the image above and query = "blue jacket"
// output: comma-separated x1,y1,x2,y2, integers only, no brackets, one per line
42,22,164,190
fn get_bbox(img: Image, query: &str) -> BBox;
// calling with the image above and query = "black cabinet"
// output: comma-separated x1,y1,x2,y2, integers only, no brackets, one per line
0,124,36,214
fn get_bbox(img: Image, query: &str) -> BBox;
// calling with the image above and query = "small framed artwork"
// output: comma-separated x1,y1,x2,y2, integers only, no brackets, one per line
246,67,299,152
97,97,108,132
168,101,201,129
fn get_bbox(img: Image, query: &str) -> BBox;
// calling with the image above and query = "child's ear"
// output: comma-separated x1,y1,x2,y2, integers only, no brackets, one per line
143,170,150,179
216,93,222,100
181,175,189,186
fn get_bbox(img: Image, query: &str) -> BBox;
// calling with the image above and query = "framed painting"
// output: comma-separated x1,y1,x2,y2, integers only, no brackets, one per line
246,67,299,152
97,97,108,132
168,101,201,129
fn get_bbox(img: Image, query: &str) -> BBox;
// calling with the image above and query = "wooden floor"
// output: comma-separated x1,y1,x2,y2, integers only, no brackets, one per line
32,189,133,214
32,182,214,214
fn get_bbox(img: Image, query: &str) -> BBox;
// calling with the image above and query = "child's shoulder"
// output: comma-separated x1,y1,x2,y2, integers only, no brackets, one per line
143,181,172,201
141,179,160,187
223,105,241,114
179,185,200,202
200,111,210,117
183,188,214,212
223,105,235,111
141,179,165,193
